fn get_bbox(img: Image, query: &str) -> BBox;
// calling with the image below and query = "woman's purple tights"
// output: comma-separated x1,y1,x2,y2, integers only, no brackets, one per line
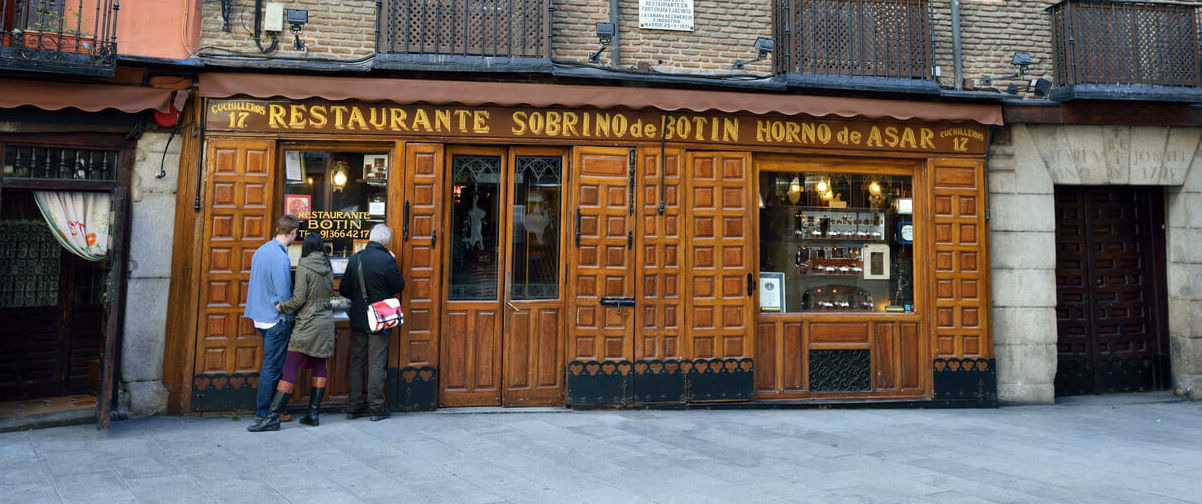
280,351,328,385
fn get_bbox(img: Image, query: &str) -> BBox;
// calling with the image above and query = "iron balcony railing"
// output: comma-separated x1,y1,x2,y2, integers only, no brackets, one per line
2,145,120,181
1049,0,1201,89
774,0,933,82
377,0,550,62
0,0,118,76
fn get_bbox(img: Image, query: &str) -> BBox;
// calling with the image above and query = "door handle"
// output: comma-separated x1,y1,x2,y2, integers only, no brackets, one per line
599,297,636,307
747,273,754,297
575,208,582,247
506,301,521,312
431,228,437,249
402,200,410,241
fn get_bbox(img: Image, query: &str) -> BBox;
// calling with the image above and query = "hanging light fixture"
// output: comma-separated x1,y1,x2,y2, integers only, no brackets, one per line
787,175,802,204
332,160,349,191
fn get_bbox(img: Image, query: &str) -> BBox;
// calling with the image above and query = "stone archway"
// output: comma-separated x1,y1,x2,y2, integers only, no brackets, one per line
988,124,1202,403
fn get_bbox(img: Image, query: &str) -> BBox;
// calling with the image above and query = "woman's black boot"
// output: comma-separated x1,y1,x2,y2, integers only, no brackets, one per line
248,388,291,432
300,377,326,427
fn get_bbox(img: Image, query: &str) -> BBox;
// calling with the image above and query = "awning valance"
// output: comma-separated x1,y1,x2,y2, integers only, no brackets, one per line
0,78,187,114
198,73,1003,126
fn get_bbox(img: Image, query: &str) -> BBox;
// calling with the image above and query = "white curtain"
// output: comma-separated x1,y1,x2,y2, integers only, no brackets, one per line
33,191,112,262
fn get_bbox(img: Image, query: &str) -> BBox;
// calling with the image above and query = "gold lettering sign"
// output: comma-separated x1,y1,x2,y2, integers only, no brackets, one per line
206,99,989,155
297,211,373,240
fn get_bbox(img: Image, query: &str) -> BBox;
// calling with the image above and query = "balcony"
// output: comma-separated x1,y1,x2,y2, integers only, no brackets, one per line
773,0,938,93
0,0,117,77
375,0,551,72
1048,0,1202,102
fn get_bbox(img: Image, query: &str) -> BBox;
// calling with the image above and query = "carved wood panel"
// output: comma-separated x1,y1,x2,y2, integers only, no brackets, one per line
684,152,753,359
567,147,635,362
928,158,989,360
400,143,443,368
636,147,683,360
504,305,563,405
441,305,502,405
194,139,275,379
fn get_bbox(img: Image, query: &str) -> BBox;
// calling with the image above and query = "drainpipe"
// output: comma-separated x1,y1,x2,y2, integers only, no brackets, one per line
609,0,620,68
951,0,963,90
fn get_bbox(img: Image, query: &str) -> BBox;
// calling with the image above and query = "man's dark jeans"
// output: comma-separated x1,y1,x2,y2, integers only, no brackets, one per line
348,329,390,413
254,319,294,418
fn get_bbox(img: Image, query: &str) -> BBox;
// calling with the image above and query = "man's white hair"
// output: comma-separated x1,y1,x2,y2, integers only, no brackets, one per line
368,224,391,245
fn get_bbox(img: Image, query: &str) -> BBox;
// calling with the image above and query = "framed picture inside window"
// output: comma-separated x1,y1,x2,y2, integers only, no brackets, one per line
363,154,389,183
863,244,890,280
759,272,786,312
284,194,311,220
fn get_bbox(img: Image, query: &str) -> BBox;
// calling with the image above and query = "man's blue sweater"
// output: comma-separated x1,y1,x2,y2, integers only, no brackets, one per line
243,238,294,325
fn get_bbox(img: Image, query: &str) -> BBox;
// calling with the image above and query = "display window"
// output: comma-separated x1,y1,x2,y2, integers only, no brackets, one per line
758,169,915,313
281,149,389,274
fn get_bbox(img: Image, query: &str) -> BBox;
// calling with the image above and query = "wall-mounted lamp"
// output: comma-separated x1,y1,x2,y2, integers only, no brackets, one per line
733,36,774,70
588,22,616,63
982,52,1032,85
287,8,308,51
787,175,802,204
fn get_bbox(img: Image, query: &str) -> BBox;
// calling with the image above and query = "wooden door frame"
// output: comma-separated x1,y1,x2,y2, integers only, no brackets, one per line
0,133,134,428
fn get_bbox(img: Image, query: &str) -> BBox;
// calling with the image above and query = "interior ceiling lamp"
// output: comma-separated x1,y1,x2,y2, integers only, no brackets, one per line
588,22,616,63
869,181,882,195
787,175,802,204
332,160,349,191
981,52,1052,97
733,36,774,70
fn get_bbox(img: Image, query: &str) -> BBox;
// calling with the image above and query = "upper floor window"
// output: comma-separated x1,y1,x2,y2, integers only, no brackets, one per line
1049,0,1200,89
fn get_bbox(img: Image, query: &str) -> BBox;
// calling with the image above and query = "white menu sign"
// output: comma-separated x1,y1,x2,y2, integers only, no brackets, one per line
639,0,694,31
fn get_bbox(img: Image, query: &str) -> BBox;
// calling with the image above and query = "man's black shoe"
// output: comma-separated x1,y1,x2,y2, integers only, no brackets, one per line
369,410,391,421
346,406,369,420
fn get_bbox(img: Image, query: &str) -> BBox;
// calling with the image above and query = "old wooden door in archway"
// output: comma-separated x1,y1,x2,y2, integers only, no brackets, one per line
439,146,568,406
1054,186,1170,395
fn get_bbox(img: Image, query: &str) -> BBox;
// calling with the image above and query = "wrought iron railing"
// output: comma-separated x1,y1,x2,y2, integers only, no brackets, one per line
1049,0,1201,88
3,145,120,181
378,0,550,59
774,0,933,80
0,0,118,76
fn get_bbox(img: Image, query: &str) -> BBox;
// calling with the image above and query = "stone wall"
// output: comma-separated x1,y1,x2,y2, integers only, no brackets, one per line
199,0,376,59
118,131,181,417
992,124,1202,403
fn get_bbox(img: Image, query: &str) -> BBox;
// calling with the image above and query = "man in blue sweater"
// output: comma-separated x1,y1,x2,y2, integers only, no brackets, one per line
244,215,300,430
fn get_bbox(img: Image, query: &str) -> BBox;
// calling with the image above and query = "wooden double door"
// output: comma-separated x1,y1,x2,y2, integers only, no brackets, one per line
1054,186,1170,395
438,146,571,406
437,146,756,406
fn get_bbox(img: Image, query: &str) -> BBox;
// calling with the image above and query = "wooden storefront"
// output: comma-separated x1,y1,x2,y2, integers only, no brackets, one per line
164,75,1001,413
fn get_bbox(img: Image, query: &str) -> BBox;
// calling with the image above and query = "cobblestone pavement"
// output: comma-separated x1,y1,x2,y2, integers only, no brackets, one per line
1,392,1199,504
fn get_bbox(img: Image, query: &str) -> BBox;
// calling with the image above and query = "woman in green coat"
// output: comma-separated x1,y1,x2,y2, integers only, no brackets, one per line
249,232,335,432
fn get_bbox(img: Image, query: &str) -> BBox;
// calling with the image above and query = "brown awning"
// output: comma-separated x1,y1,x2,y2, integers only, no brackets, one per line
0,78,187,114
199,73,1003,126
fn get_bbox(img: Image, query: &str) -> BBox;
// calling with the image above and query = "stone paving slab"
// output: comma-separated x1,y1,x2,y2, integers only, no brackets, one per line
0,392,1198,504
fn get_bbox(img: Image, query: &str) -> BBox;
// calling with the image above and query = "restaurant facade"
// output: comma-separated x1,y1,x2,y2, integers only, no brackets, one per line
164,73,1003,412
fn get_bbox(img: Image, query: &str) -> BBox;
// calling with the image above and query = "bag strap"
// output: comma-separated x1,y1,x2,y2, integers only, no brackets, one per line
355,254,368,303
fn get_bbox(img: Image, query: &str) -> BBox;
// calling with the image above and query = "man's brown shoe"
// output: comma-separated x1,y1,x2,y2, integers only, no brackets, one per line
279,411,292,422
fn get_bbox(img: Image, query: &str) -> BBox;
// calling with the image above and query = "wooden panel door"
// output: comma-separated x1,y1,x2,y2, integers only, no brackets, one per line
568,147,636,363
636,147,684,360
503,148,568,406
400,143,444,369
684,152,754,360
440,147,507,406
193,139,275,392
928,158,989,362
1055,186,1169,395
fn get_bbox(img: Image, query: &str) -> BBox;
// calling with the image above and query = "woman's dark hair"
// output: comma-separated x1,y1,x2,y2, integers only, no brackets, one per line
301,233,324,258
